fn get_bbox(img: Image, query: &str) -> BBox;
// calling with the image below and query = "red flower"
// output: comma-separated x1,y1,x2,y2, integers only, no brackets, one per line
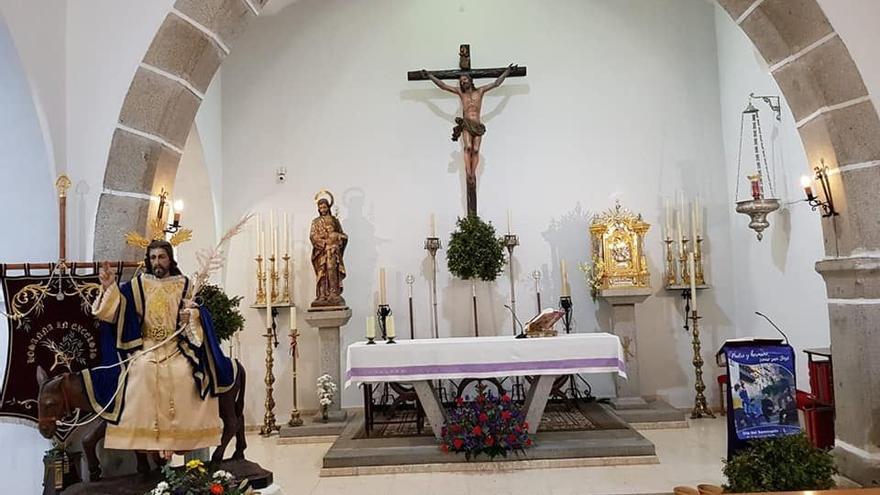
478,413,489,423
210,483,225,495
440,443,449,453
514,425,522,433
508,434,517,444
476,395,484,404
501,394,511,403
455,397,464,407
472,425,483,436
526,438,532,446
450,424,461,433
453,438,464,449
485,436,495,447
501,411,512,421
522,421,529,430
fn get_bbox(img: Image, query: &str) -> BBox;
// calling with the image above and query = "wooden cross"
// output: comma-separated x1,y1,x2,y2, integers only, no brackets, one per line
408,44,527,215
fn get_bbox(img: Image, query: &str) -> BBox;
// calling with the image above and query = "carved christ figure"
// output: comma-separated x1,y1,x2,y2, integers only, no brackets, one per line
422,64,516,215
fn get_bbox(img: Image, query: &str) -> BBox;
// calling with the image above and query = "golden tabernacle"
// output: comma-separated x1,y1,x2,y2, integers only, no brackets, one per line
589,202,650,290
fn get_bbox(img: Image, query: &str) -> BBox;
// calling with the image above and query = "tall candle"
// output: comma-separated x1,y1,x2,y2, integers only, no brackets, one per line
270,211,276,260
284,212,290,256
366,316,376,339
507,209,512,234
561,259,570,296
691,201,698,246
379,268,387,305
688,252,697,314
386,316,396,339
676,208,683,257
430,213,436,237
290,306,296,331
265,228,272,325
664,198,672,238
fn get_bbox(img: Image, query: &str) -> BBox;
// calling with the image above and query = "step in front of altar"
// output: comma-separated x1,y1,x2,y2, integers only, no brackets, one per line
320,405,657,475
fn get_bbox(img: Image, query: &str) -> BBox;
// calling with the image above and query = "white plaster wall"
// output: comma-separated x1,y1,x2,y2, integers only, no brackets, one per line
0,18,57,495
174,124,219,277
715,7,830,389
213,0,740,420
195,74,225,240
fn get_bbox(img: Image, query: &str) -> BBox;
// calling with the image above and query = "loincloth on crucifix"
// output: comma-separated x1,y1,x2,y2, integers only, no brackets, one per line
452,117,486,142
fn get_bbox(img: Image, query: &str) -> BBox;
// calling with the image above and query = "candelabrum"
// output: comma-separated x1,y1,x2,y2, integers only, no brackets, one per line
694,236,705,286
664,238,677,287
377,304,395,344
281,254,291,304
689,310,715,419
559,295,573,334
504,234,520,336
678,238,690,285
269,255,279,304
260,308,279,436
255,255,266,305
288,327,303,427
532,270,543,312
424,237,441,338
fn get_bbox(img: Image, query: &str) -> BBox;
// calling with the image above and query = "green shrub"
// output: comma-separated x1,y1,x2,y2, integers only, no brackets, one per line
723,434,836,493
196,284,245,342
446,215,505,282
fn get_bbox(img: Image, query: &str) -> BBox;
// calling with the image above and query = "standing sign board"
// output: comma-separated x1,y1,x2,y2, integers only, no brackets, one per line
717,338,800,458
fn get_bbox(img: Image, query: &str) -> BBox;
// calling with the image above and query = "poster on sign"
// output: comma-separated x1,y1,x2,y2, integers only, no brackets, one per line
725,345,799,441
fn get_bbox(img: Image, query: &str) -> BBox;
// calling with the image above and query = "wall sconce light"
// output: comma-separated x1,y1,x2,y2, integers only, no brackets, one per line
801,159,838,218
156,188,184,234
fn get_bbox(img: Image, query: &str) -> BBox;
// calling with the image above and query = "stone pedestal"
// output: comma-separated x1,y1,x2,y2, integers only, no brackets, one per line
599,287,686,425
303,307,352,419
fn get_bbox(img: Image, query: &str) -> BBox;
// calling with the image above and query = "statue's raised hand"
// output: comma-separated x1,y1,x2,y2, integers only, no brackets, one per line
98,261,116,289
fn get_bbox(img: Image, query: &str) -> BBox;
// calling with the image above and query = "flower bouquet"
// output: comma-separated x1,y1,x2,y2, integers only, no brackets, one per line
147,459,254,495
440,391,532,460
317,373,337,422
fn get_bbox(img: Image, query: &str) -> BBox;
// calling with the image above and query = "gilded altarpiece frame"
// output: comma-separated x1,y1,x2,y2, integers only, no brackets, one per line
589,203,650,290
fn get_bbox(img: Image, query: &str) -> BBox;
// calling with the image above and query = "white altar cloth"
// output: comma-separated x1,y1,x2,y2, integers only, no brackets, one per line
345,333,626,387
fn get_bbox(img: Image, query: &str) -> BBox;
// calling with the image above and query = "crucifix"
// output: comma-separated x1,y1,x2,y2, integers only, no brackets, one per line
409,44,527,216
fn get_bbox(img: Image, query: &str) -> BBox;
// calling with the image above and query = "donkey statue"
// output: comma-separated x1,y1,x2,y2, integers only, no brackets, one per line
36,361,247,481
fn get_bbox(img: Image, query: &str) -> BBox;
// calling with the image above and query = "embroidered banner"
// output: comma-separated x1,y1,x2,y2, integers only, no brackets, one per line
0,264,109,436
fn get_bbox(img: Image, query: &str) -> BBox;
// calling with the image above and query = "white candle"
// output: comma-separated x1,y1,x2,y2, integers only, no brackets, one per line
270,211,276,260
691,201,698,247
664,198,672,238
507,209,512,234
688,252,697,314
561,259,570,297
258,214,264,256
695,196,702,237
366,316,376,339
387,316,396,339
676,209,683,258
379,268,387,305
284,212,290,256
290,306,296,331
430,213,436,237
265,228,272,325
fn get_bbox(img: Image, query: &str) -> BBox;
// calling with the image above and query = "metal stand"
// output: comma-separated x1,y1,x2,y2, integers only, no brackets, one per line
559,295,573,334
424,237,441,338
504,234,520,335
471,281,479,337
405,275,415,339
689,310,714,419
664,238,676,286
261,308,280,436
377,304,394,343
288,325,303,427
532,270,543,312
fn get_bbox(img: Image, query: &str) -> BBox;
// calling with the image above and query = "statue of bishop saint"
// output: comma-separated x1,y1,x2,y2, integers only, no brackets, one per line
82,240,236,457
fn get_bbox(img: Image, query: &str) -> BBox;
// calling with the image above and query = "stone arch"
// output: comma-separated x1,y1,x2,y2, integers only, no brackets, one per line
93,0,880,484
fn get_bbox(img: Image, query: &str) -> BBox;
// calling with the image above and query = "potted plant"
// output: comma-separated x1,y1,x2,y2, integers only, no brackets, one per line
196,284,245,342
149,459,254,494
440,390,532,460
723,434,836,493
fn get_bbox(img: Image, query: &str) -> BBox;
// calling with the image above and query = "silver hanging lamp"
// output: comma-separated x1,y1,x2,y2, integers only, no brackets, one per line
735,94,780,241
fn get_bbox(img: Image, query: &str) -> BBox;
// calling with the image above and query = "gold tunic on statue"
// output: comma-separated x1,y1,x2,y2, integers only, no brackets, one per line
93,274,221,451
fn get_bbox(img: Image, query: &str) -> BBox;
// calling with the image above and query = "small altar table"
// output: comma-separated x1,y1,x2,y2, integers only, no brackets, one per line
345,334,627,438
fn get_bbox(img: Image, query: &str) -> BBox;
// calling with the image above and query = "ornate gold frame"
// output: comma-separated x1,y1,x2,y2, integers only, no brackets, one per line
589,202,650,290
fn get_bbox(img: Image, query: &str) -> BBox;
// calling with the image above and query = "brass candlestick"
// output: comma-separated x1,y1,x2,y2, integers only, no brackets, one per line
288,327,303,427
664,237,676,287
504,234,520,336
424,237,441,338
255,255,266,305
260,310,279,436
689,310,715,419
695,236,706,285
281,254,291,304
678,238,690,285
269,255,279,304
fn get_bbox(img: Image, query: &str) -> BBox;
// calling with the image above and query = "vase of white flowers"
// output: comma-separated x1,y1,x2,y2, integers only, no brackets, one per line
316,374,337,422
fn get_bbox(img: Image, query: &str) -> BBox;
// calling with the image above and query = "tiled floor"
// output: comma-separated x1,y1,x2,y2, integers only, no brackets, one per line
245,416,727,495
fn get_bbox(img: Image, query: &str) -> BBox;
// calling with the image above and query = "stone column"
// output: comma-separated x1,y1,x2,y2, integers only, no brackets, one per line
816,257,880,485
598,288,651,408
304,307,352,421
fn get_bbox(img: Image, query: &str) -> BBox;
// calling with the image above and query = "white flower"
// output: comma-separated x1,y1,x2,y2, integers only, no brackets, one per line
213,470,233,481
151,481,171,495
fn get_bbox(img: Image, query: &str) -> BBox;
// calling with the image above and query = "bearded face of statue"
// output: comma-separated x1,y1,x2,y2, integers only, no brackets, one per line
459,75,473,92
317,200,330,216
148,248,172,278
